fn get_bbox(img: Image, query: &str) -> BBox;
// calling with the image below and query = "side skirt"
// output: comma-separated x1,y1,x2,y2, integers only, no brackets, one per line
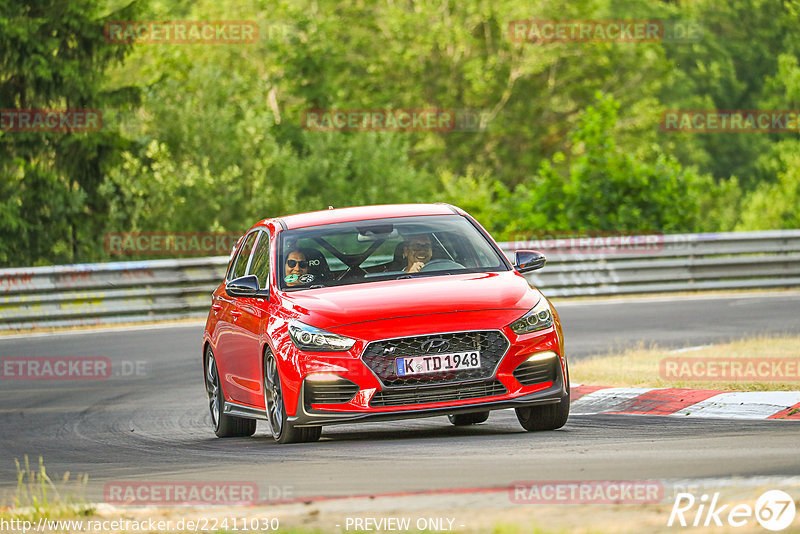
224,400,268,421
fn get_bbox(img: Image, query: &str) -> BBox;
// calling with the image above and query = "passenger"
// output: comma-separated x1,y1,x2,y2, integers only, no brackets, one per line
402,234,433,273
284,249,310,287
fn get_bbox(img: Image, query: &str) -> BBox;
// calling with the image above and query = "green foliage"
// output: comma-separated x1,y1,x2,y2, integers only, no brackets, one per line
659,0,800,186
102,133,434,235
435,170,510,234
0,0,141,265
474,93,735,239
736,140,800,230
3,0,800,267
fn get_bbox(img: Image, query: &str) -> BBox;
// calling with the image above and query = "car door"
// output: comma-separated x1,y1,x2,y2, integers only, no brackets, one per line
207,234,246,355
225,229,272,407
214,230,259,405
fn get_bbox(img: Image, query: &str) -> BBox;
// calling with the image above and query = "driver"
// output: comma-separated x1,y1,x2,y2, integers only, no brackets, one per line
284,249,311,287
402,234,433,273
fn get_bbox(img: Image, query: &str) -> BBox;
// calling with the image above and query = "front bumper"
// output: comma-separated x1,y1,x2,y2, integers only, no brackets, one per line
275,317,567,426
287,367,568,427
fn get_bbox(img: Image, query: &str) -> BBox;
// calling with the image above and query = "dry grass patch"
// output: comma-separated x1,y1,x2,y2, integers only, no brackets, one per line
571,335,800,391
0,456,93,522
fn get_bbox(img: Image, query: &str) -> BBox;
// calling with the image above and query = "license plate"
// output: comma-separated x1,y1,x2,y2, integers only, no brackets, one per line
396,351,481,376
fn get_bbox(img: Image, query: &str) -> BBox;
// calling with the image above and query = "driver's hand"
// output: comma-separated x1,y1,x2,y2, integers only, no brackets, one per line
408,261,425,273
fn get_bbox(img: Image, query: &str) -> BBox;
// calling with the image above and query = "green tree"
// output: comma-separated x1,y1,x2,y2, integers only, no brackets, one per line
660,0,800,187
0,0,141,266
490,93,731,238
736,140,800,230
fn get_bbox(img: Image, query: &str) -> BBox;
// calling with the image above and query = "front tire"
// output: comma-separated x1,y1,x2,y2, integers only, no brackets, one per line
448,411,490,426
204,347,256,438
263,349,321,444
515,361,570,431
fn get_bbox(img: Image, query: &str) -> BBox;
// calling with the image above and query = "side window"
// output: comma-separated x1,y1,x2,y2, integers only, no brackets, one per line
225,236,243,281
248,231,271,289
231,232,258,280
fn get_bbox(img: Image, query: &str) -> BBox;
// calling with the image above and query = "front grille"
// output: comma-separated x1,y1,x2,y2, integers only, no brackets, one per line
361,330,509,387
513,357,558,386
304,379,359,406
370,380,507,407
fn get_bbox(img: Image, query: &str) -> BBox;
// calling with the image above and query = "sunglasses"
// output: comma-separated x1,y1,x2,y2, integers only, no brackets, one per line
286,259,308,268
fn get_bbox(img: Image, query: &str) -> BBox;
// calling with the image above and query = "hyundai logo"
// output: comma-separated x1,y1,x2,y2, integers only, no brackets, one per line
421,338,449,353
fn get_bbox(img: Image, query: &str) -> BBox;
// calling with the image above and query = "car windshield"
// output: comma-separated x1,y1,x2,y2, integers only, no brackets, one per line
278,214,509,290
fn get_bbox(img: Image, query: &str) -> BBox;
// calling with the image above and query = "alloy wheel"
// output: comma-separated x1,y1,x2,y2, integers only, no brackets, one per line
263,354,283,438
205,352,221,429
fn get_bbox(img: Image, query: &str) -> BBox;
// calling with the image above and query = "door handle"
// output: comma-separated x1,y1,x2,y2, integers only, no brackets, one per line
212,304,223,312
230,310,242,319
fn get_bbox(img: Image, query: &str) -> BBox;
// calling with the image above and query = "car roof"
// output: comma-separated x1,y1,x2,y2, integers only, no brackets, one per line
267,203,463,230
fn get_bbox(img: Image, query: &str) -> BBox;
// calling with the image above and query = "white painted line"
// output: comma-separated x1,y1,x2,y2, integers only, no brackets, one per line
669,345,712,354
553,290,800,307
673,391,800,419
0,320,206,340
662,476,800,490
569,387,654,415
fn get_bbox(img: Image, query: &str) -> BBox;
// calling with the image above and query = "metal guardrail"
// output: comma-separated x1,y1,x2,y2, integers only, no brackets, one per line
1,230,799,330
519,230,800,297
0,257,229,330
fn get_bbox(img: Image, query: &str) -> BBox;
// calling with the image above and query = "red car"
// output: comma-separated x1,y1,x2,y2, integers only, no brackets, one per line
203,204,569,443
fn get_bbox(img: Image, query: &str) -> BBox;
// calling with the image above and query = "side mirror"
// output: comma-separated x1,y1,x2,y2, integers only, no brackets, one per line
514,250,546,273
225,275,263,298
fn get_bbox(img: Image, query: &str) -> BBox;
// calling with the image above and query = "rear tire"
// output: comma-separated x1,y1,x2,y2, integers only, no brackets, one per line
448,411,490,426
515,360,570,431
204,346,257,438
263,349,321,444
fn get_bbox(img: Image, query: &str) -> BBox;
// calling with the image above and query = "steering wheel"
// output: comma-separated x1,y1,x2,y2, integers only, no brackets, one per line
419,259,464,272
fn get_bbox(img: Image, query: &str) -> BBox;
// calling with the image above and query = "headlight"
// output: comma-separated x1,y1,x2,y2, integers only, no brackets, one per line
509,297,554,335
288,320,356,351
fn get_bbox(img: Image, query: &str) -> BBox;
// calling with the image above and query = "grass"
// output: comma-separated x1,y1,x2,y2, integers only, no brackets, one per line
570,335,800,391
0,456,93,521
0,458,570,534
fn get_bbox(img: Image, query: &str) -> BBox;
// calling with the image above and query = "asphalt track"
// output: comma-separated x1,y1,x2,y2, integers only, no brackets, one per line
1,291,799,503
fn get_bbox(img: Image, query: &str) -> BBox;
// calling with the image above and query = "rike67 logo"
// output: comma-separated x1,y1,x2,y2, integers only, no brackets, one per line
669,490,796,531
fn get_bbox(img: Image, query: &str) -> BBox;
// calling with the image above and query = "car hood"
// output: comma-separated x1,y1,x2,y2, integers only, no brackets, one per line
280,271,540,330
